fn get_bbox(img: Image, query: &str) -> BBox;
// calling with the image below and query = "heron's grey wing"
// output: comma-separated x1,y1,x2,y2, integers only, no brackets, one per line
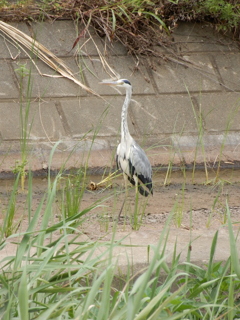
129,141,153,194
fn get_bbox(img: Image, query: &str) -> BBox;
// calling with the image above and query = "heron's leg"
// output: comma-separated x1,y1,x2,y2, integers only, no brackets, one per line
118,199,125,219
118,173,129,219
134,177,138,196
133,176,139,221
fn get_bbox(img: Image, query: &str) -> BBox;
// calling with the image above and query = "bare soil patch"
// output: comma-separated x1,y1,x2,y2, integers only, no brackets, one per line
1,169,239,236
1,169,240,265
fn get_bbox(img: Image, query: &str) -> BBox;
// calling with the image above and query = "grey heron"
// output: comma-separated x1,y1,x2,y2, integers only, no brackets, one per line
100,79,153,216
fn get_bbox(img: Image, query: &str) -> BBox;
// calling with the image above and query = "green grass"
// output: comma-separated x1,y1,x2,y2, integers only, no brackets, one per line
0,159,240,319
13,62,33,190
1,172,21,238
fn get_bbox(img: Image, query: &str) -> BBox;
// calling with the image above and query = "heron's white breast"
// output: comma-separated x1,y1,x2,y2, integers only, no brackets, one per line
119,157,130,175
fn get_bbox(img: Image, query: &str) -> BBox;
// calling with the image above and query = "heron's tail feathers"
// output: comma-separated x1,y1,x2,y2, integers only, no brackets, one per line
138,185,149,197
138,183,153,197
128,176,153,197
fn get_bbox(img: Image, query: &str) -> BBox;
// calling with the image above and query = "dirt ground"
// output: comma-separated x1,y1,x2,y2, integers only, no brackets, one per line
1,168,239,233
1,168,240,265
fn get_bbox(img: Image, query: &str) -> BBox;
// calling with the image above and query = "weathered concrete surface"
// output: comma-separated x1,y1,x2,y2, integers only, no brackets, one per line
0,20,240,173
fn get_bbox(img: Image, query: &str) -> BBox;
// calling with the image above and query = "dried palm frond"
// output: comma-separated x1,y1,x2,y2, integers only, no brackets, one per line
0,20,100,96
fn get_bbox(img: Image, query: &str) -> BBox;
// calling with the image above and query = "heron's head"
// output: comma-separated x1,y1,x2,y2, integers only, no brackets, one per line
100,79,132,88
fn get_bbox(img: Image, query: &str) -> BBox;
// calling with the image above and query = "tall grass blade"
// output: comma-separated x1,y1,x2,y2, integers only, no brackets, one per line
142,11,169,33
111,9,116,32
226,201,240,279
2,172,20,239
206,230,218,280
18,267,29,320
126,213,174,319
13,195,45,271
27,171,33,222
228,272,234,320
135,281,186,320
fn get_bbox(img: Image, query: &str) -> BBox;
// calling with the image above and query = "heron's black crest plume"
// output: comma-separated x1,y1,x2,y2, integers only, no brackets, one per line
122,79,131,86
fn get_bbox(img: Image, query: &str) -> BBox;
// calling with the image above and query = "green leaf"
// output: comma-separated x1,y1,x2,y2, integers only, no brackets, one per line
18,267,29,320
226,201,240,279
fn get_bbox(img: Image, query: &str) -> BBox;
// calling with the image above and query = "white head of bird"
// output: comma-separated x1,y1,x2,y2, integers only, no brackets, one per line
100,79,132,89
100,78,132,139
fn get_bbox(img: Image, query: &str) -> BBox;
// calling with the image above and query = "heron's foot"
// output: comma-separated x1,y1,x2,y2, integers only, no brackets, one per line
117,215,130,226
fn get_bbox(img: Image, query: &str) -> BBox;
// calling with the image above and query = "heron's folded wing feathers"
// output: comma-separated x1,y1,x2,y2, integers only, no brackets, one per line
129,142,153,193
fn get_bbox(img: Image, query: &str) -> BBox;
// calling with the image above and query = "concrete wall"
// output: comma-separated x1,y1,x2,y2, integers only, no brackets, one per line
0,20,240,172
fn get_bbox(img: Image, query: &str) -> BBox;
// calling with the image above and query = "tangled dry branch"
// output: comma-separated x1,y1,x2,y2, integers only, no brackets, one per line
0,0,239,57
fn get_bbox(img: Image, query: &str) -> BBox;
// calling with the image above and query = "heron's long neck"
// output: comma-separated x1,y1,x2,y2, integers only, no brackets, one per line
121,86,132,142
